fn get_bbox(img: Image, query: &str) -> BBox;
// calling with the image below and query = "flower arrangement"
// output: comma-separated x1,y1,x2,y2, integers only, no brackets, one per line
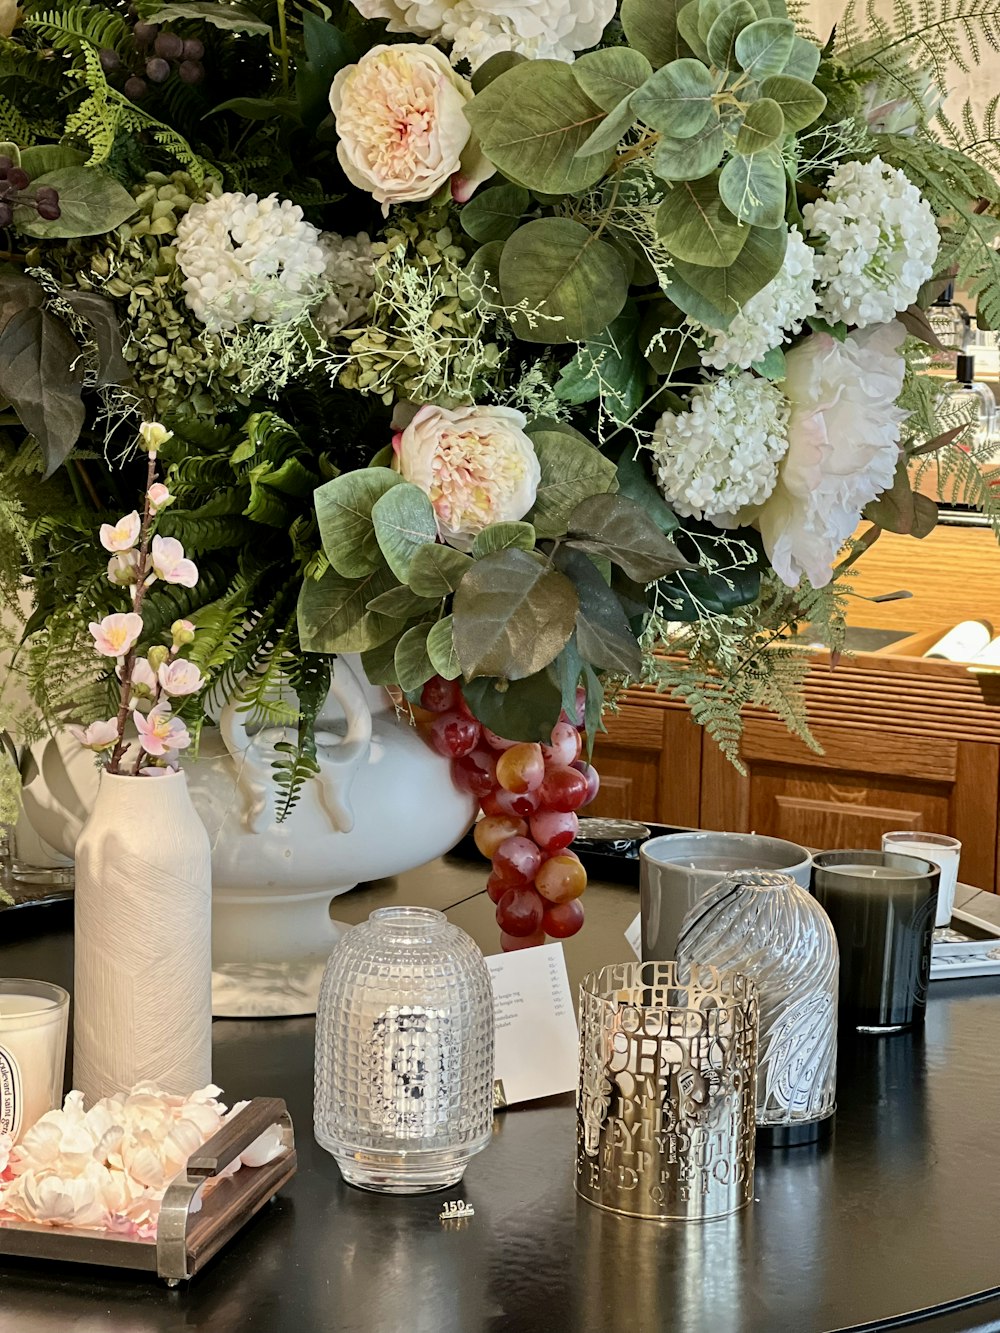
0,1084,286,1237
0,0,997,814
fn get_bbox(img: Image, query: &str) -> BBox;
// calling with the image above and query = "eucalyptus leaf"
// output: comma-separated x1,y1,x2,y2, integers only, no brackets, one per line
461,184,530,244
573,47,653,111
0,307,85,476
718,149,786,227
782,34,822,82
453,549,578,680
143,2,269,32
656,175,748,266
734,97,785,153
465,62,611,195
462,672,563,743
15,167,138,239
314,467,402,579
706,1,757,68
427,615,462,679
668,222,787,327
394,623,435,692
556,548,643,676
407,543,473,597
751,345,787,379
758,73,826,131
366,583,440,619
567,493,689,582
471,51,526,93
471,522,537,557
297,563,399,653
576,96,640,158
528,428,618,538
371,483,438,582
499,217,629,344
734,17,795,77
677,0,711,60
653,119,725,179
461,241,504,308
698,0,729,40
361,628,409,686
633,58,717,137
621,0,685,67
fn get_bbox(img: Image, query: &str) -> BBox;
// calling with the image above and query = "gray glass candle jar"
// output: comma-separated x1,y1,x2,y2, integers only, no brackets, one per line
812,851,939,1034
314,907,494,1193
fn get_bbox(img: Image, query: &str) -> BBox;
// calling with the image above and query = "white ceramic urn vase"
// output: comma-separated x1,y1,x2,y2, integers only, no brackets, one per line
22,657,477,1020
73,768,213,1104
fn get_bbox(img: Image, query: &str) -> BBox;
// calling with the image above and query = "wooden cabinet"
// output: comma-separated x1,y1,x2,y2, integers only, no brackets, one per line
591,648,1000,893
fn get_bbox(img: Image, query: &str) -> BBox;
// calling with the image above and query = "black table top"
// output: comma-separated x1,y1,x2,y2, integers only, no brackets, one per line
3,858,1000,1333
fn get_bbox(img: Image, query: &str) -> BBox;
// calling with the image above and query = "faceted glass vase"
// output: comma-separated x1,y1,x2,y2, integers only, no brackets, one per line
314,906,494,1193
677,870,839,1142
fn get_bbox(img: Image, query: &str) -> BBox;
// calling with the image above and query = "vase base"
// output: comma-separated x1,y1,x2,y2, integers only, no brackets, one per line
212,947,343,1018
317,1139,470,1194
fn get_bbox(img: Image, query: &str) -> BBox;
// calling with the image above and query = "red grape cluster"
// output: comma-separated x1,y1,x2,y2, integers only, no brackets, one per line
421,676,599,952
105,22,206,104
0,157,60,228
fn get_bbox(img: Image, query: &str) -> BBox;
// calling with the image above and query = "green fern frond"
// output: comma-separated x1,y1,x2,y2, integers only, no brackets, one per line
23,6,131,55
0,93,34,145
838,0,1000,92
272,654,331,823
936,94,1000,183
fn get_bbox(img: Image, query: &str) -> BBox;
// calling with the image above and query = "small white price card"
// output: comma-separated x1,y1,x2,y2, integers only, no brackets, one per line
485,942,578,1106
625,912,642,961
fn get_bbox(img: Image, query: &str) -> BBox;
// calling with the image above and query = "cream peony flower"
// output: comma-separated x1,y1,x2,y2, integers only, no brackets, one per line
394,403,540,547
330,44,494,212
746,322,908,589
348,0,614,70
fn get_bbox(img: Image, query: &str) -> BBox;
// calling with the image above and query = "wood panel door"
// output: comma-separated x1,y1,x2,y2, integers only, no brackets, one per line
590,705,703,828
700,719,1000,892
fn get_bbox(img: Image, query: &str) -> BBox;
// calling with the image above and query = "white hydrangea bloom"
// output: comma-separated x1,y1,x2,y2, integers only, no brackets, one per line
348,0,615,69
316,231,375,336
650,373,790,523
700,228,819,371
803,156,939,328
176,192,327,332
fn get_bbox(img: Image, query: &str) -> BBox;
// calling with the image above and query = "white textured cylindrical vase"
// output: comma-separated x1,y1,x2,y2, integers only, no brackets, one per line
74,770,212,1104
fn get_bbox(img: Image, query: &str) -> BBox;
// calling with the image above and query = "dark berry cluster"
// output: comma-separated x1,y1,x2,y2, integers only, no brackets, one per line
0,156,60,228
100,22,205,104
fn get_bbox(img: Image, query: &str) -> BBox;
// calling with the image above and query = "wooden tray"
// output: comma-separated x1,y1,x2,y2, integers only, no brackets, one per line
0,1096,296,1284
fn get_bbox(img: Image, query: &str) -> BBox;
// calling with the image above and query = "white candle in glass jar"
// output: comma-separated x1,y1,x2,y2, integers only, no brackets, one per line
0,981,69,1142
882,833,962,928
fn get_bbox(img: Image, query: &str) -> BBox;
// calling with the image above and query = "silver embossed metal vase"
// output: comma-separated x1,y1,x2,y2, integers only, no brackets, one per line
314,907,494,1193
677,871,838,1146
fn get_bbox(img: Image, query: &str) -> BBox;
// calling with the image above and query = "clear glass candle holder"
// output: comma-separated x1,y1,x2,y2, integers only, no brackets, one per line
0,979,69,1142
314,907,494,1194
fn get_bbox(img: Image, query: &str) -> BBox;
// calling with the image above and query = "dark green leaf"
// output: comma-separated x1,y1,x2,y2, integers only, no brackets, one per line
453,549,578,680
15,167,138,239
667,222,788,328
567,493,690,581
361,627,409,686
751,345,787,379
143,2,269,32
554,305,647,424
719,149,786,227
394,623,435,692
633,58,717,136
296,13,356,127
573,47,653,111
207,96,290,120
576,96,641,157
371,483,438,581
527,427,618,538
656,174,748,266
366,583,440,618
734,97,785,153
407,543,473,597
0,307,84,476
471,51,527,93
734,17,795,77
466,62,612,194
60,290,129,386
615,449,680,533
471,522,537,557
757,73,826,131
297,563,399,653
461,184,530,244
621,0,685,66
556,548,643,675
427,615,461,679
463,671,564,742
314,467,403,578
706,1,758,68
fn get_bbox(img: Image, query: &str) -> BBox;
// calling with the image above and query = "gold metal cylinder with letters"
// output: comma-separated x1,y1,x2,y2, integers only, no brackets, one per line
575,961,759,1221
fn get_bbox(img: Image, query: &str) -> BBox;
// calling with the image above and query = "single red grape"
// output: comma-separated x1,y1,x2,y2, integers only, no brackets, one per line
542,720,582,767
501,929,547,952
538,765,590,812
492,836,543,887
474,815,527,859
571,761,601,806
479,788,505,817
452,747,496,798
428,711,480,758
496,886,544,937
536,853,587,904
542,899,585,938
487,871,510,905
420,675,460,713
496,742,544,794
530,809,578,855
493,787,541,819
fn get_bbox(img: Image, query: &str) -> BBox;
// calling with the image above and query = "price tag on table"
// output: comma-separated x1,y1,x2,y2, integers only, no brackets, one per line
485,943,578,1107
625,912,642,960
